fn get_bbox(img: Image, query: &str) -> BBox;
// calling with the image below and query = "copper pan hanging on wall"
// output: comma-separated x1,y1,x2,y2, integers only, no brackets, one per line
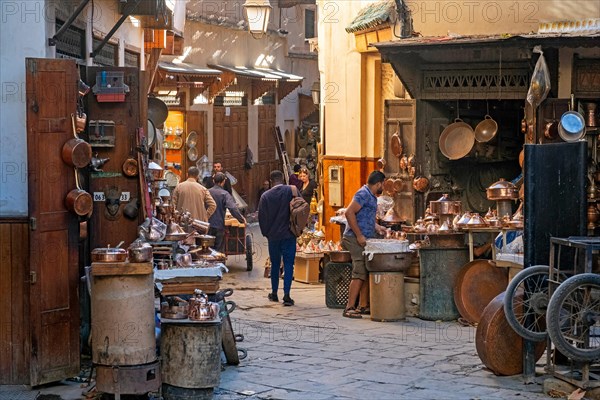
439,118,475,160
62,113,92,168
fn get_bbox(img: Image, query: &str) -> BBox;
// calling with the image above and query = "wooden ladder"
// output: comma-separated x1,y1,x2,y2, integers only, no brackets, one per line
273,126,291,184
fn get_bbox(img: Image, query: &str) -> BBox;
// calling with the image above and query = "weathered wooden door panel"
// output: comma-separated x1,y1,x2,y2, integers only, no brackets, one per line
0,220,30,384
26,58,80,386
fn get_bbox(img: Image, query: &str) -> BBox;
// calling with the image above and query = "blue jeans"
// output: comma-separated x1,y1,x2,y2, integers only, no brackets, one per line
268,237,297,295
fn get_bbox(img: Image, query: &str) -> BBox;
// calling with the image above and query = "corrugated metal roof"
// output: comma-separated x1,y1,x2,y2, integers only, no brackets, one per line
345,0,395,34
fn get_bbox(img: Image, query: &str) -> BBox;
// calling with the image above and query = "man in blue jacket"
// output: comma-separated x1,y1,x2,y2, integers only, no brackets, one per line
208,172,245,252
258,170,299,306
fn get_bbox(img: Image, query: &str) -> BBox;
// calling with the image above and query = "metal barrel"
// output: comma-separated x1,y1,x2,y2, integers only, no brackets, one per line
418,247,469,321
369,272,405,322
90,263,156,366
160,320,222,390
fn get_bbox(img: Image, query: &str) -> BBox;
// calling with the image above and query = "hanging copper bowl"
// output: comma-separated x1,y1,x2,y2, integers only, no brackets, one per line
439,119,475,160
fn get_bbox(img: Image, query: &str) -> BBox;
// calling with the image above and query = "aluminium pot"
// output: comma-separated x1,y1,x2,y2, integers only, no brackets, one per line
365,252,413,272
558,111,586,142
439,119,475,160
127,241,153,263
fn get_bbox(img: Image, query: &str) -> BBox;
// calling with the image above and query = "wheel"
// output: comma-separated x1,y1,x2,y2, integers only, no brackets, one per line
547,273,600,362
245,234,253,271
503,265,551,342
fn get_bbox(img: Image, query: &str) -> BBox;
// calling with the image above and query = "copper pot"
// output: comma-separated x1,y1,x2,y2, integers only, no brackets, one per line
65,169,93,216
486,178,518,201
439,119,475,160
62,113,92,168
92,246,127,263
329,251,351,263
413,176,429,192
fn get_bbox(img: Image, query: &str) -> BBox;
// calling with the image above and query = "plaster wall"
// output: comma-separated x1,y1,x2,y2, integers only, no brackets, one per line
0,0,145,217
406,0,600,36
0,0,49,216
316,0,367,158
317,0,600,160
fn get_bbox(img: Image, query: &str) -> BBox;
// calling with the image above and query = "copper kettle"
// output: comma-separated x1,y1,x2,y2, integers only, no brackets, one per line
188,289,220,321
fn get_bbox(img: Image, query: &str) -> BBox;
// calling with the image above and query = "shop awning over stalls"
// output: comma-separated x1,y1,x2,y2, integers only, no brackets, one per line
207,64,304,103
155,61,226,103
373,32,600,100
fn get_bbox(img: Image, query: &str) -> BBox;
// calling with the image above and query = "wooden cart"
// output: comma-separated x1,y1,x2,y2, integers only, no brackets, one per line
224,220,254,271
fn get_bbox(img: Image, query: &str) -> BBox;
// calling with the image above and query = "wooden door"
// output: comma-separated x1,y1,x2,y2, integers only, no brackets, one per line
384,99,416,223
213,106,248,199
184,111,207,173
26,58,80,385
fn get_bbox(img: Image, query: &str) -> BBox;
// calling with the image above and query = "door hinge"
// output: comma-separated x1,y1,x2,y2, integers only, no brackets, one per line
29,217,37,230
28,60,37,74
30,271,37,284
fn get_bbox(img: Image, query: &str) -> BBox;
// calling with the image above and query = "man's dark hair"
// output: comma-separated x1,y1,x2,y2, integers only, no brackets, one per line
293,164,301,173
188,166,200,178
367,170,386,185
270,170,284,183
214,172,226,184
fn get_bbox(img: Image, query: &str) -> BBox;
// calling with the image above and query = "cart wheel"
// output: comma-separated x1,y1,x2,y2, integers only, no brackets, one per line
547,273,600,362
245,234,253,271
503,265,551,342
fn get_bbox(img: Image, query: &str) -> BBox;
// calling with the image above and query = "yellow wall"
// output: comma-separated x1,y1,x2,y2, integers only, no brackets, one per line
407,1,600,36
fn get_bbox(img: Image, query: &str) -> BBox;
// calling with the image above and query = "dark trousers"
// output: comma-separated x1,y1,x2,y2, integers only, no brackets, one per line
268,237,297,295
209,227,225,253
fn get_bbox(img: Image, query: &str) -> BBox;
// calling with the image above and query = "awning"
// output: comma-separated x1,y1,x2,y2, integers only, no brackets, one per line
374,32,600,100
156,61,234,102
158,61,222,76
345,0,395,33
208,64,303,103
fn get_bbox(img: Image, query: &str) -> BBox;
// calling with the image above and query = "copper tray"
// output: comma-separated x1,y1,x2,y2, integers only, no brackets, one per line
454,260,507,324
476,292,546,376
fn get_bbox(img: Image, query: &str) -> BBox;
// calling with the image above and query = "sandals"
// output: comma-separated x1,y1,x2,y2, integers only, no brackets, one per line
342,308,362,319
359,307,370,315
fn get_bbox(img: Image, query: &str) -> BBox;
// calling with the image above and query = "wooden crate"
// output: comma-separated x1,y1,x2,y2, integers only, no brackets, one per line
294,253,323,284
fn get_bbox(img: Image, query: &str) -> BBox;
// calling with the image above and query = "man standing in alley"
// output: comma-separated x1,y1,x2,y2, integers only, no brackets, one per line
258,170,300,306
208,172,245,252
203,161,233,195
342,170,387,319
172,166,217,222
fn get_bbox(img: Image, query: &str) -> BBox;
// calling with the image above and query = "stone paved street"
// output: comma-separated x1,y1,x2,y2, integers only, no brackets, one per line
212,225,549,400
24,224,552,400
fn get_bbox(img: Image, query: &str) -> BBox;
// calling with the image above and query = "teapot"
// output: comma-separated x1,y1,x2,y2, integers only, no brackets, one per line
90,153,110,172
188,289,220,321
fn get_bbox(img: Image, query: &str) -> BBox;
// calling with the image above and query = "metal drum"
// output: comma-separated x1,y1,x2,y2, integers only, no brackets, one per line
161,319,222,393
91,263,156,366
369,272,405,322
418,247,469,321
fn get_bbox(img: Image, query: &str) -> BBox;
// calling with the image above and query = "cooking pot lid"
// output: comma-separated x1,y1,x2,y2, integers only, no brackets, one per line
92,247,127,254
488,178,515,190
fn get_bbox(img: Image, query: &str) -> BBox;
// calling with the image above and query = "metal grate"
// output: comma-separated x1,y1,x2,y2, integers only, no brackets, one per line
92,37,116,66
0,387,39,400
423,68,530,95
324,262,352,309
124,49,140,68
55,19,85,60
